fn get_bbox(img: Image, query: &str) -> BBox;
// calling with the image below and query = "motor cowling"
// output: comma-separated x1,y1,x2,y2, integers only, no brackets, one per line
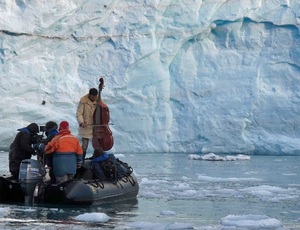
18,159,44,203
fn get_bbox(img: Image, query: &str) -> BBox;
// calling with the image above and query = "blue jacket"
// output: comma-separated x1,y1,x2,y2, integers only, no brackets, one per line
91,152,108,179
38,129,59,167
91,152,109,163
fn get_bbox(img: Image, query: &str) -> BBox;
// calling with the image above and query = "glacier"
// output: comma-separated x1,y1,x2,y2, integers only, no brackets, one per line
0,0,300,154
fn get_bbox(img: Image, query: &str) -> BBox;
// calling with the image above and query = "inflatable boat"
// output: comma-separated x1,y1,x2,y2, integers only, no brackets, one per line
0,158,139,206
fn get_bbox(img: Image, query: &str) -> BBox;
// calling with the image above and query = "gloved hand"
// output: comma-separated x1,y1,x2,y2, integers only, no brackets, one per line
77,163,82,169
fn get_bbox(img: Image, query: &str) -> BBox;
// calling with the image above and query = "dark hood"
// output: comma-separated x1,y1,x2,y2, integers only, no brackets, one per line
27,123,39,134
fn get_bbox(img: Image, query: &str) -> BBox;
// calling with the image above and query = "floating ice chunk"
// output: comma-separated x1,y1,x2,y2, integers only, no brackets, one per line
221,214,282,229
241,185,299,201
188,153,250,161
225,154,251,161
74,212,110,222
159,210,177,216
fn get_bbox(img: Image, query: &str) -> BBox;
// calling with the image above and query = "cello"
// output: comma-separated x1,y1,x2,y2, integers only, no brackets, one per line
92,77,114,150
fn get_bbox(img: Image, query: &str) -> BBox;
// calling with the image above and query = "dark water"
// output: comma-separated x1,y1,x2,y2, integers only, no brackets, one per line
0,152,299,229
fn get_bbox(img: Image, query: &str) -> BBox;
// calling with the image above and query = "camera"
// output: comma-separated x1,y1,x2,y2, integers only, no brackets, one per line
40,125,46,132
32,126,46,144
32,125,48,156
32,134,44,144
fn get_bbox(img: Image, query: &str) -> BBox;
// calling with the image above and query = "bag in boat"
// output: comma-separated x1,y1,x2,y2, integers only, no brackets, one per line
100,155,133,179
116,158,133,177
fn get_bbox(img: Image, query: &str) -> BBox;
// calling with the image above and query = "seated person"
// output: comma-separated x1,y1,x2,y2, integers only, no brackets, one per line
91,147,109,180
91,147,133,180
35,121,59,183
44,121,83,184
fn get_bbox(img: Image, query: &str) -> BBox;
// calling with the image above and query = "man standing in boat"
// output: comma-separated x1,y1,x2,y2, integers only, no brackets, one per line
76,88,98,161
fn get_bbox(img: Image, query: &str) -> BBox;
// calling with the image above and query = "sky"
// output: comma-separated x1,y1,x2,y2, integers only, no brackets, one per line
0,1,300,155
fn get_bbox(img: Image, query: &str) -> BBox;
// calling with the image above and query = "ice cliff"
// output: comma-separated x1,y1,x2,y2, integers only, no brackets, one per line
0,0,300,154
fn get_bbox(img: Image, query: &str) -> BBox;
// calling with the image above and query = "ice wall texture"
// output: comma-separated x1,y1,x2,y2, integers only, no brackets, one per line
0,0,299,154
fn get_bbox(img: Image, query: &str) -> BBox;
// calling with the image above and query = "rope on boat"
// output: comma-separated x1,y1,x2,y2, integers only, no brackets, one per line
127,175,136,186
121,175,136,186
85,173,136,189
121,177,129,182
89,180,104,189
116,179,124,189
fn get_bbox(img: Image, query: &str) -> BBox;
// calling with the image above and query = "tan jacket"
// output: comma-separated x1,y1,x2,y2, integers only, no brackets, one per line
76,94,97,138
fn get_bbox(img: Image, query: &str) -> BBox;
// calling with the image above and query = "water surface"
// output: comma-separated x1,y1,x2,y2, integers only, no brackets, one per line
0,152,299,229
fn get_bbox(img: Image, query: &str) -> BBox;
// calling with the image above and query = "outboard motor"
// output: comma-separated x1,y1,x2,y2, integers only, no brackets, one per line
19,159,44,204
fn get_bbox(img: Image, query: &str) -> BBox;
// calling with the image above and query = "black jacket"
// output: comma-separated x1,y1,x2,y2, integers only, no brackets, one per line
9,124,39,178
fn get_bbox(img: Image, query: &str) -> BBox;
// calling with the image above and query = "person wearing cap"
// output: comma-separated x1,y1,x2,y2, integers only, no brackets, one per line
9,123,39,179
76,88,98,161
35,121,59,183
44,121,83,184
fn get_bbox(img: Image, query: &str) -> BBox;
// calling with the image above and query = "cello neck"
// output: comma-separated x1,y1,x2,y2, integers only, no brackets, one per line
98,77,104,102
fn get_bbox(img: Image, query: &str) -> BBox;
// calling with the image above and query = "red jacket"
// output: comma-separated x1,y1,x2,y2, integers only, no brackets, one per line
45,130,83,155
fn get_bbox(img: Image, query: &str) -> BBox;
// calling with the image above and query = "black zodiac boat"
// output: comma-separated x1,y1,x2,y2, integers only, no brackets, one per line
0,158,139,206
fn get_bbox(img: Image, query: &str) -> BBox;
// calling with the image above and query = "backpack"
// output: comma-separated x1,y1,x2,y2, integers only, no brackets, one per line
100,159,117,179
115,158,133,177
100,154,133,179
